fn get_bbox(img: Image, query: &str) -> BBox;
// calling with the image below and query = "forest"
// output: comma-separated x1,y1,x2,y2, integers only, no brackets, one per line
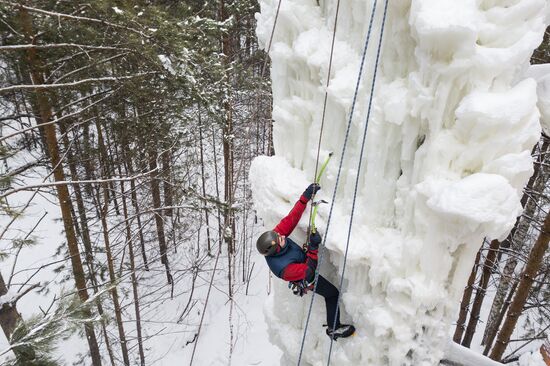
0,1,549,365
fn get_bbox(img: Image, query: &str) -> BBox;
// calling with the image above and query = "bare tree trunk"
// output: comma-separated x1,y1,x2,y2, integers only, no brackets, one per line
82,124,95,197
212,126,223,247
490,211,550,361
120,179,146,366
483,280,518,356
484,143,546,339
0,273,21,338
267,116,275,156
96,123,131,366
122,142,149,270
59,124,93,265
483,141,548,345
220,0,236,299
242,180,248,283
149,149,172,283
162,151,173,217
198,104,212,255
461,239,501,347
60,124,116,366
18,8,102,365
102,122,121,216
453,249,481,343
0,272,34,362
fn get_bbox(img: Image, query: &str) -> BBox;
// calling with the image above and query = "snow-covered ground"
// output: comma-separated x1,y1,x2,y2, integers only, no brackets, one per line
0,149,273,365
251,0,549,365
0,171,279,365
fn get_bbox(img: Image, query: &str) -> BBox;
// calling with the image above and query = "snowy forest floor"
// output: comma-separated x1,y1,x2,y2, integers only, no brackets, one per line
0,170,281,365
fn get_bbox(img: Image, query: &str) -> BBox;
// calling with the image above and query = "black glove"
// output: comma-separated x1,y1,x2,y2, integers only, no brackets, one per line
308,231,322,250
303,183,321,201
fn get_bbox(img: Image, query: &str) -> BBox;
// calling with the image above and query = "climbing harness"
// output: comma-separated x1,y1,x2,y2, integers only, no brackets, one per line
297,0,390,365
289,279,315,297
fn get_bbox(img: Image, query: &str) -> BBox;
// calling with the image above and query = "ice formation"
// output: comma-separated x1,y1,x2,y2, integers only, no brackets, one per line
250,0,548,365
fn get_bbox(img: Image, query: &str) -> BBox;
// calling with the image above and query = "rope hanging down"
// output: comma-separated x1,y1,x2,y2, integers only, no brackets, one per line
260,0,284,296
296,0,381,364
253,0,284,156
326,0,389,364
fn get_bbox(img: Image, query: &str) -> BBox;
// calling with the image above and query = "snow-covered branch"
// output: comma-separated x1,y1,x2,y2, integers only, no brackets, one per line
442,341,503,366
0,171,158,200
55,87,115,113
53,54,129,84
0,89,115,143
0,72,157,94
1,160,42,179
0,1,151,38
0,43,133,52
0,114,35,123
11,283,40,305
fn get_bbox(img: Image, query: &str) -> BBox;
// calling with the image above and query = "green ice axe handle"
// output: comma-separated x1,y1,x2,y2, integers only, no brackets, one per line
311,205,319,234
315,152,333,183
310,200,328,234
310,153,332,233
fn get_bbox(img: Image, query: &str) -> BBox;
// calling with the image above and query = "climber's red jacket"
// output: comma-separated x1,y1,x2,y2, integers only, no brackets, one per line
272,195,319,282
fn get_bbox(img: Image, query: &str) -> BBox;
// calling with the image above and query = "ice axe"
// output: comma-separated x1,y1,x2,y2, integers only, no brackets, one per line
310,152,333,233
310,199,328,235
304,199,328,251
315,152,333,184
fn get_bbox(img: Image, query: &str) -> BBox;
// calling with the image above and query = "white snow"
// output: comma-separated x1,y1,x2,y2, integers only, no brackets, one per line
526,63,550,134
0,289,17,308
252,0,548,365
518,350,546,366
444,341,504,366
158,54,176,74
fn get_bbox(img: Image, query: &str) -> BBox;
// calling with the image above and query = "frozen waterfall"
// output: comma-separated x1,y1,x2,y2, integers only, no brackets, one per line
249,0,548,365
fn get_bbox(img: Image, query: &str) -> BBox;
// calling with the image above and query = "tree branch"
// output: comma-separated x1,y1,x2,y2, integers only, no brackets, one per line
1,1,151,38
0,72,157,94
0,43,133,52
0,171,159,200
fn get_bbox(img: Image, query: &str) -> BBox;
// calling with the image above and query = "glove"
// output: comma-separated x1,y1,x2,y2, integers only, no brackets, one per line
303,183,321,201
308,231,322,250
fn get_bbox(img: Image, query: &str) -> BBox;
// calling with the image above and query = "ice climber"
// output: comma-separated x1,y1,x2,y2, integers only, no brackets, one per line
256,183,355,340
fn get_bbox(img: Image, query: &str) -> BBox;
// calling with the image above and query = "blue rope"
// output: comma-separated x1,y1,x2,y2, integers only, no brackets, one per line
296,0,380,364
327,0,389,364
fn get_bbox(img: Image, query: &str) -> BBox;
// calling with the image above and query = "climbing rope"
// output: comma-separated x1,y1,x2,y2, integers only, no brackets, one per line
297,0,343,359
303,0,341,237
258,0,284,294
261,0,284,78
256,0,284,156
296,0,380,364
326,0,389,364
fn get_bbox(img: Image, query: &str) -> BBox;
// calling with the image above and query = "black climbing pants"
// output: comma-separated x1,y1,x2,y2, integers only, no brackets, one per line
314,275,340,328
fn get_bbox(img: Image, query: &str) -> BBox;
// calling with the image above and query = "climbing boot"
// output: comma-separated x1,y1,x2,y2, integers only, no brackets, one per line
326,324,355,340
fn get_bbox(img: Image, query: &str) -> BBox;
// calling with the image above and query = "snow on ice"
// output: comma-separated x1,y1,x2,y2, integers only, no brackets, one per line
251,0,548,365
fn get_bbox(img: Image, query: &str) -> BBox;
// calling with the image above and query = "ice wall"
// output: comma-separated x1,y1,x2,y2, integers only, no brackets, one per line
250,0,548,365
